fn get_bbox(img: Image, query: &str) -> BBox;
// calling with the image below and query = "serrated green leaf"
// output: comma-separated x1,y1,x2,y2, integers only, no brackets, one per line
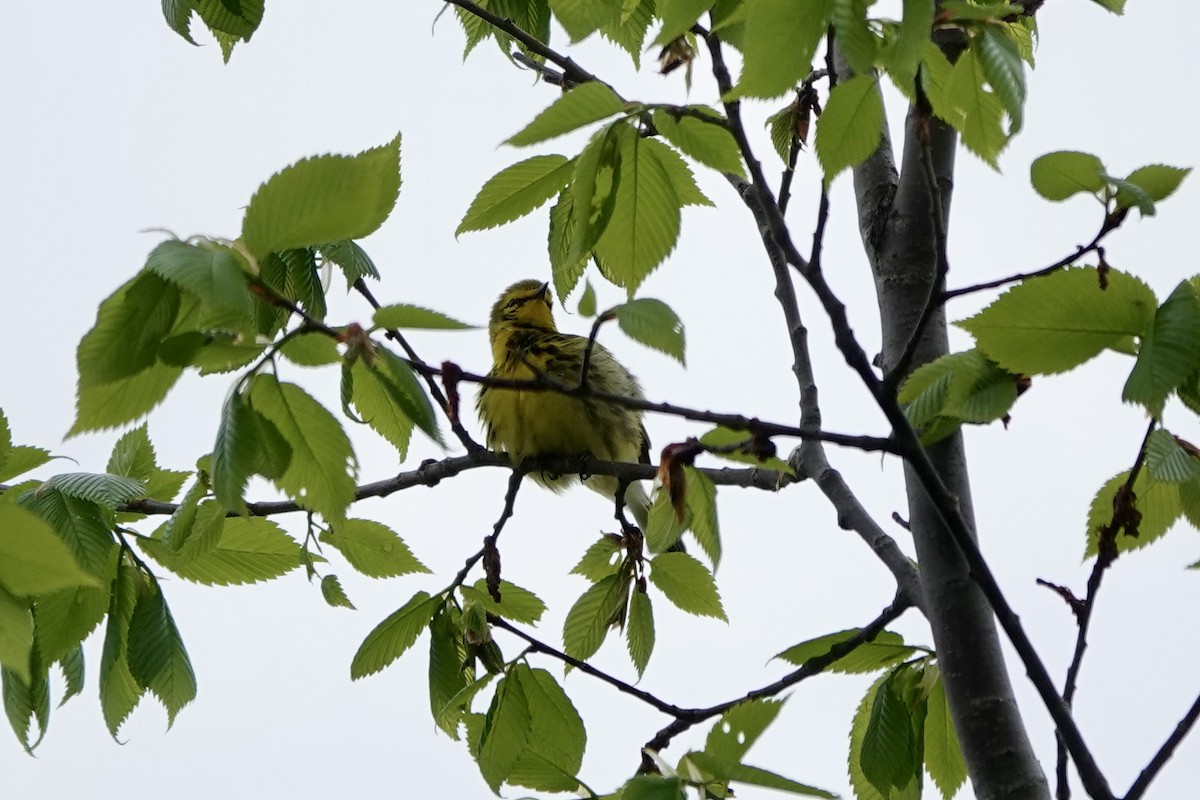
648,551,726,620
0,501,100,597
924,666,968,800
622,775,687,800
17,488,118,578
33,585,110,666
705,699,785,768
599,0,653,67
461,579,546,624
373,304,475,330
594,133,683,294
577,280,597,317
617,298,686,364
57,645,85,707
505,665,587,791
568,123,624,266
899,349,1019,444
570,536,622,581
1123,282,1200,415
457,155,573,235
145,239,253,329
1180,479,1200,530
429,606,473,737
1122,164,1191,204
765,104,797,163
39,473,145,509
562,574,625,660
549,192,589,302
975,25,1025,134
212,390,292,514
351,591,438,679
99,562,145,739
107,425,184,508
0,446,52,483
140,515,302,585
654,0,715,44
506,84,625,147
833,0,877,74
774,629,916,674
646,488,689,553
648,137,714,208
319,518,429,579
736,0,833,99
2,660,49,753
195,0,262,39
860,671,920,795
626,587,655,676
684,467,721,565
319,239,380,286
548,0,604,40
883,0,934,82
0,586,33,684
241,133,402,260
945,45,1008,165
1146,430,1200,484
692,757,836,798
652,109,745,177
1030,150,1107,201
70,362,183,437
126,580,196,726
478,668,532,792
814,74,885,184
1111,175,1156,216
1086,469,1182,558
320,574,356,609
76,273,182,389
279,332,341,366
958,266,1157,375
248,375,356,523
697,426,796,475
351,346,443,455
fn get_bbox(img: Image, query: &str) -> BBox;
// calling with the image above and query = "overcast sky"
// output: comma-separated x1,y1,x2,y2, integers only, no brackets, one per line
2,3,1198,799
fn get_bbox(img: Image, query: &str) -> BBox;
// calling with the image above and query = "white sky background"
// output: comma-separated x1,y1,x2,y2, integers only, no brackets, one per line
2,3,1198,799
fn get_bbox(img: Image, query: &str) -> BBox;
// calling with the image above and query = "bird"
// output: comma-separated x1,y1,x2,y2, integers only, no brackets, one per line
476,279,653,530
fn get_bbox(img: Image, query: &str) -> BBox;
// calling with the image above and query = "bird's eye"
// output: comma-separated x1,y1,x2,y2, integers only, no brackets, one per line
506,298,521,309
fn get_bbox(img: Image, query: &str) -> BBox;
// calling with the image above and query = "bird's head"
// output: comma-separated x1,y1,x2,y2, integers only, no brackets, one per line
489,279,556,337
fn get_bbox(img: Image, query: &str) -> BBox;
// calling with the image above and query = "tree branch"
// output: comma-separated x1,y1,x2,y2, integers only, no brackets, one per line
1123,690,1200,800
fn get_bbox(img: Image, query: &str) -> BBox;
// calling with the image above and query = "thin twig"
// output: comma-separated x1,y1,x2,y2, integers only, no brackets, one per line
449,470,523,593
1124,690,1200,800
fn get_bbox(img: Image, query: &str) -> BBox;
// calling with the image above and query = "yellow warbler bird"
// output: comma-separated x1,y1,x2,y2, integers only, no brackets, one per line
477,279,652,529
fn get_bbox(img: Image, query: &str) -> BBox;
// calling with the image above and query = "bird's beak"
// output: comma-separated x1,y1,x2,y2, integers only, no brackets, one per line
536,282,552,306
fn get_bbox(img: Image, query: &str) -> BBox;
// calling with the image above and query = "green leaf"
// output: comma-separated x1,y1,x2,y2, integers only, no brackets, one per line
882,0,935,82
617,298,686,364
17,487,118,578
428,606,473,737
774,629,916,674
833,0,877,74
684,467,721,566
457,155,573,235
2,661,49,753
1030,151,1107,200
373,304,475,330
279,332,341,366
651,109,745,177
577,280,597,317
106,424,187,506
621,775,686,800
958,266,1157,375
140,515,302,585
99,562,145,739
506,83,625,146
697,426,796,475
735,0,833,99
594,134,684,294
598,0,653,67
568,123,624,267
212,390,292,514
924,667,968,800
1111,175,1156,216
654,0,716,45
1123,282,1200,415
241,132,402,261
562,574,625,660
814,74,885,184
319,239,380,286
320,574,355,610
461,579,547,624
33,585,110,666
626,587,655,676
860,671,920,795
975,25,1025,134
351,347,443,456
570,536,622,582
1086,469,1182,558
57,645,85,707
145,240,253,329
70,362,183,437
351,591,439,679
1122,164,1191,203
126,580,196,726
646,489,689,553
549,191,589,303
505,665,587,791
76,273,182,389
0,586,33,684
648,551,726,620
39,472,145,509
0,501,100,597
944,45,1008,165
0,446,52,483
899,349,1019,444
705,699,785,768
477,668,532,792
248,375,357,523
319,518,430,579
649,137,714,208
1146,429,1200,484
